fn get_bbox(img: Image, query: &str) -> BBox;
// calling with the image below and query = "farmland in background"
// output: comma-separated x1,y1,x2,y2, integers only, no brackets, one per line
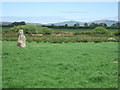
2,27,119,43
52,28,118,33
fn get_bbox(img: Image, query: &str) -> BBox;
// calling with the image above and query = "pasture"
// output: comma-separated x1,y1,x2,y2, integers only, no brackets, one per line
0,41,1,89
2,41,118,88
2,27,119,43
2,27,119,33
52,28,118,33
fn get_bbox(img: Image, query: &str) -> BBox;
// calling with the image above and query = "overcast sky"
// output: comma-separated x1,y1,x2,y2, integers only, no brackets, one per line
1,2,118,23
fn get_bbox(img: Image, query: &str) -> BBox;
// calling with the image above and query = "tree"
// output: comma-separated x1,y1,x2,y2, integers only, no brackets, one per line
76,23,80,26
74,23,80,27
74,24,76,27
11,21,26,26
114,31,120,36
84,23,88,27
65,24,68,27
92,27,109,34
111,22,120,27
89,23,99,27
51,24,55,28
20,21,26,25
51,24,55,26
99,23,107,27
116,22,120,27
111,23,116,27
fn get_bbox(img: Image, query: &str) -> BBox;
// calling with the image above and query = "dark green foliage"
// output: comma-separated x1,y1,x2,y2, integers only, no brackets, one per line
89,23,99,27
99,23,107,27
74,23,80,27
73,27,110,35
10,25,53,34
65,24,68,27
114,31,120,36
92,27,110,34
11,21,26,26
41,24,120,29
2,21,26,27
84,23,88,27
111,22,120,27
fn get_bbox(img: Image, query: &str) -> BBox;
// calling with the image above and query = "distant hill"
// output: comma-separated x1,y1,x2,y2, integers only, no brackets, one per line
45,20,117,26
46,20,85,26
1,16,117,26
89,20,117,26
1,22,41,26
27,23,42,25
1,20,117,26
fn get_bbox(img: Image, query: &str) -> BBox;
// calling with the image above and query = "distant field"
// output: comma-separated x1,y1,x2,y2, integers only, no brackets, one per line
2,26,119,43
2,27,10,31
2,27,119,33
53,28,118,33
3,41,118,88
52,28,93,32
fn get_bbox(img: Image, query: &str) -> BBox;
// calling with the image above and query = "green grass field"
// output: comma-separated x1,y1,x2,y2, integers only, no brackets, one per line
2,41,118,88
0,41,2,89
53,28,118,33
2,27,118,33
53,28,92,32
0,27,2,89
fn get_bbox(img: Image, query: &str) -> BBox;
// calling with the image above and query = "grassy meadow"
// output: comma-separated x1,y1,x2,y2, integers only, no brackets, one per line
1,1,119,88
2,27,119,43
2,27,119,33
2,41,118,88
53,28,118,33
0,41,2,89
0,27,2,89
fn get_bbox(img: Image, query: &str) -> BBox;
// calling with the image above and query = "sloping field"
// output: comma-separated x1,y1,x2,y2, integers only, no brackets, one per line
2,41,118,88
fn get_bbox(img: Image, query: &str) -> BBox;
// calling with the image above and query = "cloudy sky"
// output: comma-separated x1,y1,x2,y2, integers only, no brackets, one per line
1,2,118,24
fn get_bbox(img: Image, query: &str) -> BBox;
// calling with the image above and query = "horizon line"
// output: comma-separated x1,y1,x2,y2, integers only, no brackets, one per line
1,19,118,24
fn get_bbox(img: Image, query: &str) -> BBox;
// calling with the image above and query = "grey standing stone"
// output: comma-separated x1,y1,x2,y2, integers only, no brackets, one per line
17,29,26,47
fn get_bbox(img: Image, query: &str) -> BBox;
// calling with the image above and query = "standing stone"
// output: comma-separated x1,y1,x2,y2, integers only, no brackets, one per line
17,29,26,47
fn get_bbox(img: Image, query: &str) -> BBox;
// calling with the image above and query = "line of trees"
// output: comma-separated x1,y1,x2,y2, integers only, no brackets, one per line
2,21,120,29
1,21,26,27
42,22,120,29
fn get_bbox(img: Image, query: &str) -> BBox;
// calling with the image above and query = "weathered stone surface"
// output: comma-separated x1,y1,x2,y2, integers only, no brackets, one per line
17,29,26,47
